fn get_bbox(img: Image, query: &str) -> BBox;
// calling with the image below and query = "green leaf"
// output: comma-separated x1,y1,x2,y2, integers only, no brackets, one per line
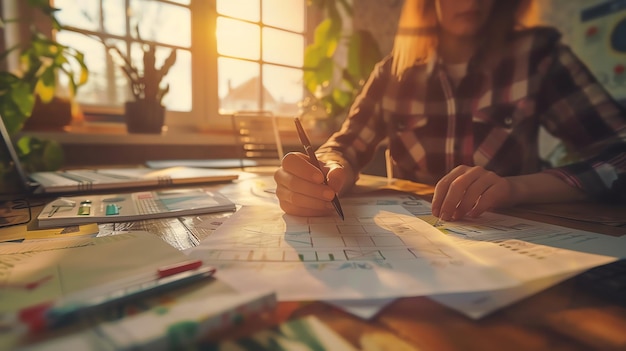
347,30,382,82
304,44,325,70
41,139,64,171
313,19,340,57
27,0,53,8
10,81,35,116
41,66,56,87
1,0,88,146
60,66,78,96
0,71,20,89
16,136,33,156
331,88,352,109
75,52,89,85
15,136,63,172
303,57,333,94
35,69,56,103
0,102,27,135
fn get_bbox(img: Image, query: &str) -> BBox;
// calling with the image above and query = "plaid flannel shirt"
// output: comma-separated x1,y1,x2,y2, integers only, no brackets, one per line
317,27,626,202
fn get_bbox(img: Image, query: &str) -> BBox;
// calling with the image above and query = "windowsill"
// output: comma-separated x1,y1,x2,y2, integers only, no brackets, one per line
19,120,346,170
24,124,237,145
21,121,332,146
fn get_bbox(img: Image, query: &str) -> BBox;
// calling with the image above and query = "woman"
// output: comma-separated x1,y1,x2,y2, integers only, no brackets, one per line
275,0,626,221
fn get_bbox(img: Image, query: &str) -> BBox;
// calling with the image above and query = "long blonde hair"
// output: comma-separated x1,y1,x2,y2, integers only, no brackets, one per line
391,0,539,77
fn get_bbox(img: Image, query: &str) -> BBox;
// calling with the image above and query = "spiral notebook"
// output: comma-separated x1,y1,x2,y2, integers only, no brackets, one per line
0,116,238,198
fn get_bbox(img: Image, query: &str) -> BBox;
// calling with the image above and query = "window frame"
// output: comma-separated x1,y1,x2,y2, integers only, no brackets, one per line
52,0,318,134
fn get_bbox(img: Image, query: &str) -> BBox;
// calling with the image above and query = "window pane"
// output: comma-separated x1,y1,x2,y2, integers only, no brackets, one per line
218,58,260,113
129,0,191,48
262,28,303,67
217,18,260,60
107,40,131,107
217,0,260,22
54,0,100,31
162,50,192,112
262,0,304,33
262,65,302,116
56,32,125,106
103,0,126,36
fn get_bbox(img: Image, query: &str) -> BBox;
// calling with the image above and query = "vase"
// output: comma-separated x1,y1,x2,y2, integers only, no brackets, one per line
124,100,165,134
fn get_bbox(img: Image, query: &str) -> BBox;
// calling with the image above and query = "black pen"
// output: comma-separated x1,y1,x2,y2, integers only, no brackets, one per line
294,117,344,220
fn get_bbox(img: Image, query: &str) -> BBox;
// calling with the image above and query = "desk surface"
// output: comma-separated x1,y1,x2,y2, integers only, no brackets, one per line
2,174,625,351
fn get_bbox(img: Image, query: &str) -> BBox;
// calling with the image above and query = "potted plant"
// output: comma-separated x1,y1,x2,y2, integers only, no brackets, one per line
102,27,176,134
302,0,382,131
0,0,88,172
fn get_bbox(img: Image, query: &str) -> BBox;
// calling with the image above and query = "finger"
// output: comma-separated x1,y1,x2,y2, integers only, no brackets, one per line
274,167,337,203
431,165,471,218
275,184,336,210
435,166,493,221
466,179,511,218
453,170,500,219
325,163,346,194
440,167,491,220
274,157,338,217
275,186,335,217
282,152,325,184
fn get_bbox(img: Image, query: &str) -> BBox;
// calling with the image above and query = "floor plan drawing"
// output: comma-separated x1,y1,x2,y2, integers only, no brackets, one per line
187,199,622,302
193,205,466,266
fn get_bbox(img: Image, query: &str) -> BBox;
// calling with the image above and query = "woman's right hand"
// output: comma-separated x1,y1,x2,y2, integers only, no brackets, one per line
274,152,347,217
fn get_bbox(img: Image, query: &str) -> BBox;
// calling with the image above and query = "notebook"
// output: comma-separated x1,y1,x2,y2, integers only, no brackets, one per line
0,116,238,198
36,187,236,228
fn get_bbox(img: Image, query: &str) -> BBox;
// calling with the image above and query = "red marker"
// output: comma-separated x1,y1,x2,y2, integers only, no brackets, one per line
157,259,203,278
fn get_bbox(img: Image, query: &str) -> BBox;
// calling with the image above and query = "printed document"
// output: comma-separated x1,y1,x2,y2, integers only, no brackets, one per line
187,200,625,302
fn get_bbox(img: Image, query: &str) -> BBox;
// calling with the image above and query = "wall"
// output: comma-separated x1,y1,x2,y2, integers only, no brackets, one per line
353,0,403,57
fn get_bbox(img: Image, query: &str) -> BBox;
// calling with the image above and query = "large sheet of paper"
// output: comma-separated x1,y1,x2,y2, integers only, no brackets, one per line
0,232,192,312
186,198,624,302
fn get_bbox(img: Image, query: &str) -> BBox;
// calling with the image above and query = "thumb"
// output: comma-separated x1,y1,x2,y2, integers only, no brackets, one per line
326,163,347,194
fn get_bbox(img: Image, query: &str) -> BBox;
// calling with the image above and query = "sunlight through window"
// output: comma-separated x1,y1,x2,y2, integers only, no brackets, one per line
215,0,305,117
52,0,308,128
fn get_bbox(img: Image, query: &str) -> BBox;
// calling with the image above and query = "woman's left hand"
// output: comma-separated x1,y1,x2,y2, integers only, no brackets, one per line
431,165,514,221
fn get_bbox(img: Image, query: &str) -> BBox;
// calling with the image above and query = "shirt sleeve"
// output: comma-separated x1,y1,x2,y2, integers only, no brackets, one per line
536,39,626,202
316,56,393,186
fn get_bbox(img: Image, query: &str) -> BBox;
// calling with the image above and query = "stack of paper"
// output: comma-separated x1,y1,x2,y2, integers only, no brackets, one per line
0,232,276,350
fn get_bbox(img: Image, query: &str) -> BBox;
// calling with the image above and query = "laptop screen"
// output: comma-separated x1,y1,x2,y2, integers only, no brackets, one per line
0,117,32,199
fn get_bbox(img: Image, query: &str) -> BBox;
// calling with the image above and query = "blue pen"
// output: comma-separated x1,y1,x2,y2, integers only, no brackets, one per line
14,263,215,333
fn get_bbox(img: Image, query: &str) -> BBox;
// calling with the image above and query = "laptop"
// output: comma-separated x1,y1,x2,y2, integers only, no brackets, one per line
0,116,238,199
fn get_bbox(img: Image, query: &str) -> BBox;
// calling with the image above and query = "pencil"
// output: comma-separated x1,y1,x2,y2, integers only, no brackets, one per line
294,117,345,220
433,217,442,227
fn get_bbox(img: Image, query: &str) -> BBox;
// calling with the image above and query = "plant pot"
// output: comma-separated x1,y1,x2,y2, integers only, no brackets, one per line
23,96,73,131
124,100,165,134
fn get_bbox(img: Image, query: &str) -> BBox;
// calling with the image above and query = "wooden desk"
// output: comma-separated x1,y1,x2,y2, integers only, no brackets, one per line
2,175,625,351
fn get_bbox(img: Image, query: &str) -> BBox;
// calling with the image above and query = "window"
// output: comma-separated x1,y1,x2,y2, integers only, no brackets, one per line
52,0,307,131
216,0,304,116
